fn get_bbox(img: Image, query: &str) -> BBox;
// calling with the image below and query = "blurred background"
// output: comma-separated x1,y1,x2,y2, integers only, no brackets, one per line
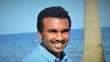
0,0,110,62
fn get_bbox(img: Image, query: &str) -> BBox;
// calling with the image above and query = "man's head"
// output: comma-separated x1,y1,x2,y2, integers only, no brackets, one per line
37,6,71,57
37,6,71,33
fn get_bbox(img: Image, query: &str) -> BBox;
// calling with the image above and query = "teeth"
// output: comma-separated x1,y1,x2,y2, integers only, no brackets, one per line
54,43,63,48
52,41,64,44
51,40,65,48
54,42,61,44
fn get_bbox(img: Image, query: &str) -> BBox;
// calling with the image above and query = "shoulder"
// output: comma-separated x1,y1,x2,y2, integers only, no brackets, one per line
21,48,37,62
21,48,47,62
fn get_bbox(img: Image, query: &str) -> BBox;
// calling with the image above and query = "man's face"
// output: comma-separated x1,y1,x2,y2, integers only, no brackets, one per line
38,17,70,54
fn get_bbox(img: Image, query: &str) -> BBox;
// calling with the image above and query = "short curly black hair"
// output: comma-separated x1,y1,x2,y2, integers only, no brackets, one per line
37,6,71,33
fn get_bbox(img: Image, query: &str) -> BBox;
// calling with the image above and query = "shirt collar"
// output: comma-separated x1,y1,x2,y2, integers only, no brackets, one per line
38,44,68,62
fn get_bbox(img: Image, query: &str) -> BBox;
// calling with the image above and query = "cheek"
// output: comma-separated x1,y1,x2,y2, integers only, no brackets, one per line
42,33,54,44
64,34,70,40
42,34,52,47
44,33,55,39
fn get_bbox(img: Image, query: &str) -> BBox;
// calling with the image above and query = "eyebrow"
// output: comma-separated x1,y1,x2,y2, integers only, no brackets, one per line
47,28,70,32
62,28,70,32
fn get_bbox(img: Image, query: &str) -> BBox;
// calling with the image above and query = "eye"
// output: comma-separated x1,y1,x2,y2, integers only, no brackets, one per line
48,29,57,33
61,29,70,33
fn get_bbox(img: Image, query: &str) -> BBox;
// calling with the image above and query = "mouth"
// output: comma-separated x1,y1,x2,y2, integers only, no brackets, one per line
51,40,66,49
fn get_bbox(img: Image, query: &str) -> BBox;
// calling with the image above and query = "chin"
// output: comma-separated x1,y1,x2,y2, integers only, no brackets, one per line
53,49,64,54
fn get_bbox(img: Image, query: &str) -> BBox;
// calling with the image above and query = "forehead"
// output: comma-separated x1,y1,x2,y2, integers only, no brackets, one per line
43,17,69,29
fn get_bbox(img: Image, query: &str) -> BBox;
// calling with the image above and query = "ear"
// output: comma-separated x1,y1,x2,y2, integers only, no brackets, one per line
38,31,43,39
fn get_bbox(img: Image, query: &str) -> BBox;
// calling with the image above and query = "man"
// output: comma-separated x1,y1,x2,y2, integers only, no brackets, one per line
22,6,72,62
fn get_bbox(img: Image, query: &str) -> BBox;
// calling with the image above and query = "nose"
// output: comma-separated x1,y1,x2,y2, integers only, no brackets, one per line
56,32,64,41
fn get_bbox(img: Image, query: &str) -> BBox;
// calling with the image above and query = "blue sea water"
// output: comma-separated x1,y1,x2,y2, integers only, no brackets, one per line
0,27,110,62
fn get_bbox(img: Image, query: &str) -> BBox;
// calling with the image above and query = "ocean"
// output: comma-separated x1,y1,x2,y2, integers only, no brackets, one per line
0,27,110,62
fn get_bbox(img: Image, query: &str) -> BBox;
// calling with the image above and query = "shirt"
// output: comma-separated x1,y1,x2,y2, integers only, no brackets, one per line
21,44,72,62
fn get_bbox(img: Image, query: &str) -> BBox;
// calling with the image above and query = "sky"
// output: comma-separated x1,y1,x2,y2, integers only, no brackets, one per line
0,0,110,34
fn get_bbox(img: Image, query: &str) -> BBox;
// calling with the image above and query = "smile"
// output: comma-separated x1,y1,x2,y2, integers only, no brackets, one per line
51,40,66,49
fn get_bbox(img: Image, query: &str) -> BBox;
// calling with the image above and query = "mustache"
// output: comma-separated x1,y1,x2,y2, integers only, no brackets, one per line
51,39,66,44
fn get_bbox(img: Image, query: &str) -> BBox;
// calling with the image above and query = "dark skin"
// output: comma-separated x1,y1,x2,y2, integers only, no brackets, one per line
38,17,70,59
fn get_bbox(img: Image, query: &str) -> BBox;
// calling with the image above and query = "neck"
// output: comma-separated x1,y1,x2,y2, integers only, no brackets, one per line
41,43,62,59
53,52,65,61
53,53,61,59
